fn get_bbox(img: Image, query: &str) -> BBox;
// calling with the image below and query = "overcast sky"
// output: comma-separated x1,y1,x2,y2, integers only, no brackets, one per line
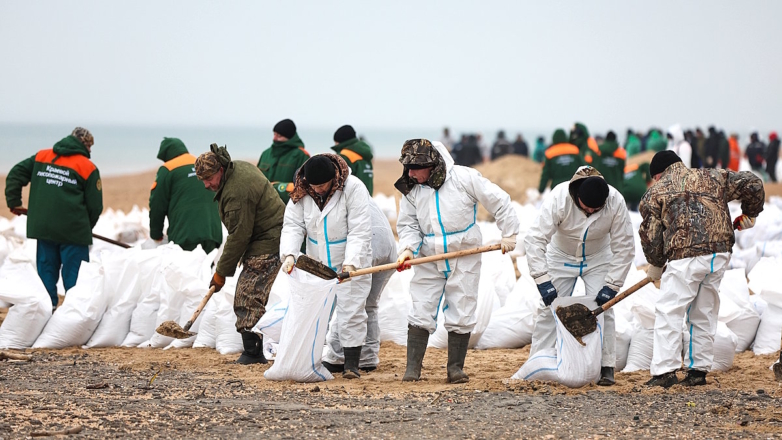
1,1,781,133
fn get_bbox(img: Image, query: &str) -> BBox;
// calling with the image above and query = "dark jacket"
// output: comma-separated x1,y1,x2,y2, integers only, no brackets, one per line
257,133,310,204
149,138,223,253
639,162,764,266
215,148,285,277
331,138,374,195
538,129,586,193
586,139,627,192
5,135,102,246
622,162,651,205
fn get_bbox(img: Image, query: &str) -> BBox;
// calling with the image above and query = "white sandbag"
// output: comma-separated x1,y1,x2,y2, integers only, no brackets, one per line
378,269,413,346
682,322,737,371
140,246,208,348
251,297,289,344
622,327,654,372
476,274,538,349
192,296,219,349
0,252,52,348
33,262,106,349
214,289,243,355
84,249,145,348
748,257,782,295
753,288,782,355
264,270,337,382
511,296,603,388
615,316,635,372
717,269,760,352
429,251,512,349
750,294,767,318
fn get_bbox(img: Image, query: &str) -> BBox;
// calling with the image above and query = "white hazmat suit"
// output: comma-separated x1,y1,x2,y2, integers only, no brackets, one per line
280,173,372,350
397,142,520,334
524,167,635,368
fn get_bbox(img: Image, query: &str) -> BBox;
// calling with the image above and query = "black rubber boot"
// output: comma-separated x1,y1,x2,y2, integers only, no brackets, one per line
402,325,430,382
236,332,267,365
644,371,678,388
774,352,782,382
446,331,471,384
596,367,615,386
680,369,707,386
342,346,362,379
322,361,344,373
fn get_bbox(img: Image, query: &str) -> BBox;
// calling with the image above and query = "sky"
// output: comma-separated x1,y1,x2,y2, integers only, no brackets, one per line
1,1,781,134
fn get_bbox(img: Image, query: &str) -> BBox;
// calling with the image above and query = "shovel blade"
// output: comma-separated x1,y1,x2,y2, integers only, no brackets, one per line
295,255,338,280
555,303,597,344
156,320,195,339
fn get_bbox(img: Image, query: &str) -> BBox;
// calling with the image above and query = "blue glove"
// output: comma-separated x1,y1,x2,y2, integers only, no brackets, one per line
537,281,558,306
596,286,617,307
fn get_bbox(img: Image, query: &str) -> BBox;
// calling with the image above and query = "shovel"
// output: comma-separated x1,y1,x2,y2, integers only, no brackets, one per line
15,207,131,249
155,286,216,339
295,243,502,281
555,276,653,343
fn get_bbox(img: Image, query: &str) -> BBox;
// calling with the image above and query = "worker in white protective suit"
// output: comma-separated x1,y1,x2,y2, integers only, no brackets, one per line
279,154,373,379
321,199,397,373
524,166,635,386
640,151,765,388
394,139,519,384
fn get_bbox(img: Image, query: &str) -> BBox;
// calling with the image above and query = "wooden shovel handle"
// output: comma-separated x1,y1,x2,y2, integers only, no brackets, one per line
14,207,130,248
593,277,652,317
337,244,502,280
183,286,216,332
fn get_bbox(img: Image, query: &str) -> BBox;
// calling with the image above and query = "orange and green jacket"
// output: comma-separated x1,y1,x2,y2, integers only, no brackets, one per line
585,139,627,192
257,133,310,205
538,129,586,193
331,138,374,195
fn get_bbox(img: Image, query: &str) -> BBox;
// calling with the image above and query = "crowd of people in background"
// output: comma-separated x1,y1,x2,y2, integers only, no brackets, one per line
439,123,780,211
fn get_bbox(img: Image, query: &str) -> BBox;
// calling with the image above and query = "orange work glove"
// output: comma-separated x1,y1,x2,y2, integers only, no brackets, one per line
210,272,226,292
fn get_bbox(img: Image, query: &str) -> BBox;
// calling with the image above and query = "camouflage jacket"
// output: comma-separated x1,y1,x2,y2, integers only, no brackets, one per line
639,162,764,266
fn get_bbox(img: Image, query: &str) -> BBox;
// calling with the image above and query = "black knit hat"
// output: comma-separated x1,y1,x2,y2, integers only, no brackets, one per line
606,131,617,142
303,155,336,185
273,119,297,139
649,150,682,177
333,125,357,143
577,177,609,208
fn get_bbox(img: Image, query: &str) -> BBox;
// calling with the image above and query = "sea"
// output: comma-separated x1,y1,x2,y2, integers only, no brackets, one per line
0,123,560,177
0,123,449,177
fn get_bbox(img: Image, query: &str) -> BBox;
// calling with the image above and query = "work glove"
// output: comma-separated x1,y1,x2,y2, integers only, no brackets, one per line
396,249,414,272
338,265,356,284
733,214,756,231
10,206,25,216
209,273,225,293
595,286,617,307
501,235,517,254
282,255,295,274
647,265,664,282
536,280,558,306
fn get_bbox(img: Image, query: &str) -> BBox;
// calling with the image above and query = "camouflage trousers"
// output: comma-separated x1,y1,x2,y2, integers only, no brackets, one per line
234,254,281,333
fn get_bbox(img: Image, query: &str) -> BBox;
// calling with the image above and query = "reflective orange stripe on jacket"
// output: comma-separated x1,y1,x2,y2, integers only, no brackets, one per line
339,149,363,164
545,143,580,159
35,149,96,180
624,163,639,174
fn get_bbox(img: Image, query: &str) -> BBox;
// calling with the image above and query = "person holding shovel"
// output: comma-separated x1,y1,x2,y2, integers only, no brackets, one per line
195,144,285,365
395,139,519,384
524,166,635,386
279,154,393,379
640,150,764,387
5,127,102,309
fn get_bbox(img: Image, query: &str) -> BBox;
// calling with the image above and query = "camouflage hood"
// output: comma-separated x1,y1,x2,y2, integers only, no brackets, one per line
394,139,452,195
290,153,350,210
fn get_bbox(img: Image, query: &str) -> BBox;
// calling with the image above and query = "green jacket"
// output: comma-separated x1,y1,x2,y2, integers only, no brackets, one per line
539,129,586,193
587,139,626,192
331,138,374,195
5,135,103,246
570,122,591,155
646,130,667,153
149,138,223,253
257,133,310,205
622,162,651,204
625,133,642,157
215,157,285,277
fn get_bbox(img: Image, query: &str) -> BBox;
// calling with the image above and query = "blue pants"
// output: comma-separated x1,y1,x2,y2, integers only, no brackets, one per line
36,239,89,307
